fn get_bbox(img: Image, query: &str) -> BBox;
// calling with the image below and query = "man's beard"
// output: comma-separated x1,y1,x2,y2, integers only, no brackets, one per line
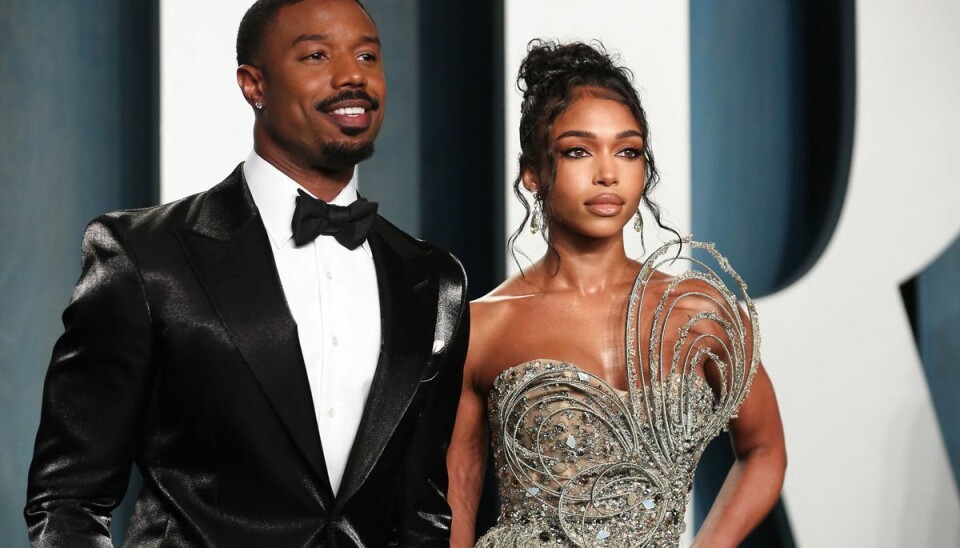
317,138,375,170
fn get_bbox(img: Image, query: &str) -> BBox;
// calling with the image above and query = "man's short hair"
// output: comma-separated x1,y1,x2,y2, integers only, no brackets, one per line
236,0,371,67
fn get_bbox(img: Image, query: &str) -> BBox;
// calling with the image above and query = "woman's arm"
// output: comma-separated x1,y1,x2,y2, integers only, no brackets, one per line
692,363,787,547
447,302,493,548
447,375,488,547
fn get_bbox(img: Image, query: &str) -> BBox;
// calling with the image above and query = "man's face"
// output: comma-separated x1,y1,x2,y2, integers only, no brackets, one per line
255,0,385,170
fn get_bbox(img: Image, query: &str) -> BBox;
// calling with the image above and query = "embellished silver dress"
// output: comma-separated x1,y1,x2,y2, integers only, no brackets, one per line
476,241,760,548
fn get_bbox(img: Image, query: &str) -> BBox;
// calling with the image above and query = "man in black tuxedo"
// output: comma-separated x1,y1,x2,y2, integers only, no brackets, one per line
25,0,468,545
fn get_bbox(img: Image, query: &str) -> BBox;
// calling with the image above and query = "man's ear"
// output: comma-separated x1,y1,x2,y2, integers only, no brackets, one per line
521,167,540,198
237,64,265,111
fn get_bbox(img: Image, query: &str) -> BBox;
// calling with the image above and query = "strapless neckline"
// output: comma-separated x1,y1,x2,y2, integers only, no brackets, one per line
492,359,630,396
492,359,716,402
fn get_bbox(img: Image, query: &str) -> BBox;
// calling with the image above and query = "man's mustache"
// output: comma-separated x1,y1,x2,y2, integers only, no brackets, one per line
316,90,380,112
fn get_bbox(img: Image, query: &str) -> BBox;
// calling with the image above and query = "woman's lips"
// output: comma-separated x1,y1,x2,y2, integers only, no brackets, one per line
584,194,625,217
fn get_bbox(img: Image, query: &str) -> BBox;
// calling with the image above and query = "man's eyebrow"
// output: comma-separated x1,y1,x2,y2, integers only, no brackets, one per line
291,33,382,47
292,33,331,46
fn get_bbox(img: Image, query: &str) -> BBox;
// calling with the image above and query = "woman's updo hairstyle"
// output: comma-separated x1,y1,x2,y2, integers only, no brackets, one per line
509,39,678,268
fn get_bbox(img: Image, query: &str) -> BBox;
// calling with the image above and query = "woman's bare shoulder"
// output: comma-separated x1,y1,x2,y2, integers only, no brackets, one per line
465,273,544,374
471,274,541,330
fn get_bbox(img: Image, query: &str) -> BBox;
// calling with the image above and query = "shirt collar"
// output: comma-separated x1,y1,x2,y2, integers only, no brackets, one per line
243,151,370,254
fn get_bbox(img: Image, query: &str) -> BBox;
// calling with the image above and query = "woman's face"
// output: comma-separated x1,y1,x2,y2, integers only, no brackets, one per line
530,90,647,240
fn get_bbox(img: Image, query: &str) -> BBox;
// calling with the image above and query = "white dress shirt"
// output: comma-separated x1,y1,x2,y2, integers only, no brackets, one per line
244,151,381,495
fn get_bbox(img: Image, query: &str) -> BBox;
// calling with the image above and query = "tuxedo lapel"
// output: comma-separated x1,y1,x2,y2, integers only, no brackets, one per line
174,166,335,502
335,218,438,507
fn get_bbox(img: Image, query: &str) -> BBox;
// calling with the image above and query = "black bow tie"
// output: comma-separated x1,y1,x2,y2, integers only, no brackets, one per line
291,189,378,250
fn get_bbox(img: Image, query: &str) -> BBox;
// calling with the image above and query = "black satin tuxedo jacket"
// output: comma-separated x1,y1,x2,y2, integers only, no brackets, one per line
25,165,469,547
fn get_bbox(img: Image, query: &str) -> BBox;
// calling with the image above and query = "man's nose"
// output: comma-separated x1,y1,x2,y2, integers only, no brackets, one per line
332,57,366,88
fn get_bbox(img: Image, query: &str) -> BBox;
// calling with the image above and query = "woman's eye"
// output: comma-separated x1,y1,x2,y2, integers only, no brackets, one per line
563,147,589,158
618,147,642,159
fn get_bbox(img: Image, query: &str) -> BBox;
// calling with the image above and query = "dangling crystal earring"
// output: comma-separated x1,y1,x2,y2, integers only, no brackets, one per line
633,209,643,232
530,199,543,234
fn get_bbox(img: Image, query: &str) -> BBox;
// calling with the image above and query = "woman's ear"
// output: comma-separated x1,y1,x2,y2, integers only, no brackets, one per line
521,167,539,198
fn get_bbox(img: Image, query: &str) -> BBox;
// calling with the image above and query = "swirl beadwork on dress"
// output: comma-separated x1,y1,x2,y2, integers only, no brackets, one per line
477,239,760,548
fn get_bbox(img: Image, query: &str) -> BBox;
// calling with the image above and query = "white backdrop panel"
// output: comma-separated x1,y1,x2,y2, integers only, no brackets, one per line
161,1,256,202
759,1,960,545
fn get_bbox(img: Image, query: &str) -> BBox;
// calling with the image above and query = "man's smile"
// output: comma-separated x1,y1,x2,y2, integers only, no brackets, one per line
317,93,380,132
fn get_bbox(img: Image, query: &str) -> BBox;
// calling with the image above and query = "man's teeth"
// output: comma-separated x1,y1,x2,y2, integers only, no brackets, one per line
331,107,366,116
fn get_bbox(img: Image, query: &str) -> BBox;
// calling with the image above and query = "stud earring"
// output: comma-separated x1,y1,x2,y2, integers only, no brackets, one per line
530,199,543,234
255,102,263,110
633,209,643,232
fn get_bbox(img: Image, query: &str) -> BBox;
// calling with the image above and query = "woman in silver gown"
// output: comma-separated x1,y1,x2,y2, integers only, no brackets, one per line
447,41,787,547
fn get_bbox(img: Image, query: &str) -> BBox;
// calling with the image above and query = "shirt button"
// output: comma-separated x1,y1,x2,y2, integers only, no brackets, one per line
325,271,333,280
328,407,336,418
332,335,339,346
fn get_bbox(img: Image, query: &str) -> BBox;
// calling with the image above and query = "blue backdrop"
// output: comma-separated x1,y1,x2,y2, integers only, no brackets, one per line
0,0,158,543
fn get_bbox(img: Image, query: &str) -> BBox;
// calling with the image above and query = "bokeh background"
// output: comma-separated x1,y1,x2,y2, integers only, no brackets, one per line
2,0,958,546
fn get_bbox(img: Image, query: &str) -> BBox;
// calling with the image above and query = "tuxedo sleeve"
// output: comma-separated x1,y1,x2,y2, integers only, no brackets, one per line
25,216,155,548
396,253,469,546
